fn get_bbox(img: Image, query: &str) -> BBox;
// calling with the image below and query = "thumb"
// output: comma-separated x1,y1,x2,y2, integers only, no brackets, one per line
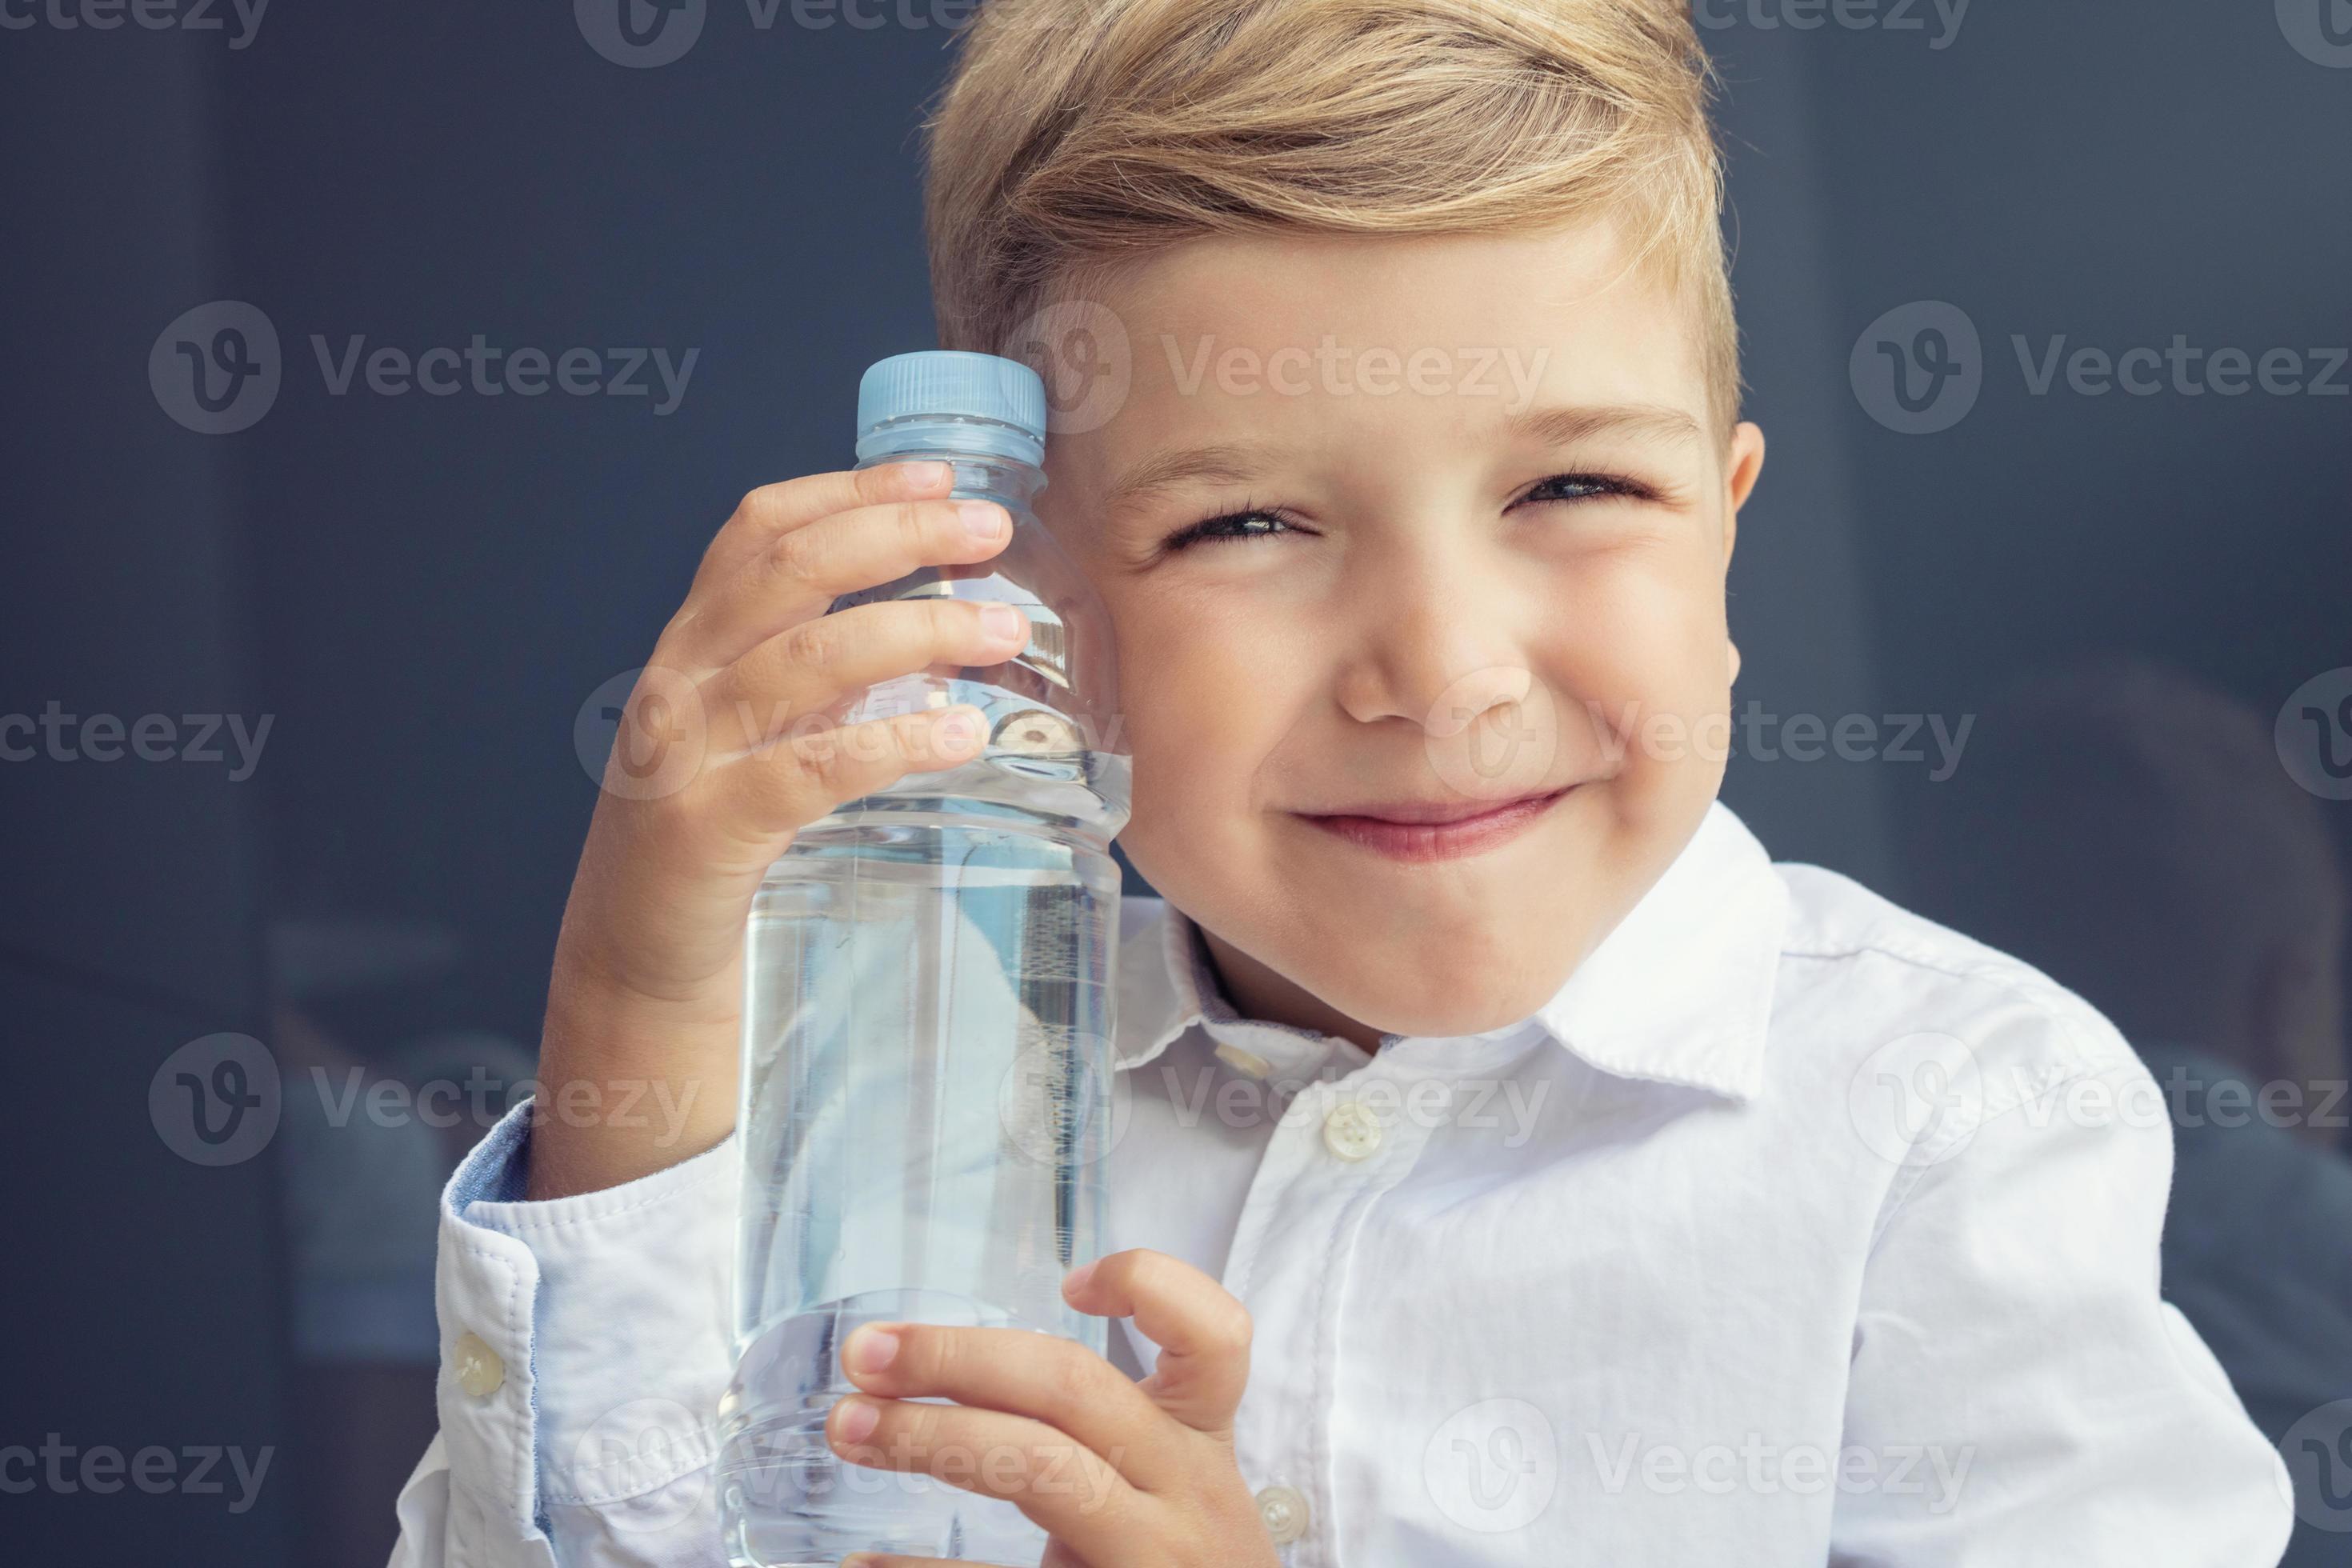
1065,1249,1252,1434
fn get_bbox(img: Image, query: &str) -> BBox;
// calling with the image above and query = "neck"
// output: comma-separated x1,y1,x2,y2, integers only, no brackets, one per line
1198,926,1386,1054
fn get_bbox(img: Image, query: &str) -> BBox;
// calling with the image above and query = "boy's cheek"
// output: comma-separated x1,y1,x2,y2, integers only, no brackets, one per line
1547,630,1733,766
1118,739,1252,890
1111,621,1318,784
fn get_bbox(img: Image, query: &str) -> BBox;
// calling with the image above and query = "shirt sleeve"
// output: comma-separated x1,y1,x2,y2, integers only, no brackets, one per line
1831,1042,2295,1567
386,1100,738,1568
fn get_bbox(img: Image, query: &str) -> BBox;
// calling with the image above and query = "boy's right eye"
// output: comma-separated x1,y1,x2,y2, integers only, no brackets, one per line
1160,506,1302,551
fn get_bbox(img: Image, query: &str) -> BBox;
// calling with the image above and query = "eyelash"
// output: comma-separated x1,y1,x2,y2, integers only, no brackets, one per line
1160,472,1660,551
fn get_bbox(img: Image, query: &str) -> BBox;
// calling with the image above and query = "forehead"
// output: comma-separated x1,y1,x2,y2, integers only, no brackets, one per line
1047,223,1710,492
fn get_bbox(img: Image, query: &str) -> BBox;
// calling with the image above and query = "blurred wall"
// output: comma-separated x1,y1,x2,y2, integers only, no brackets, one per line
1,25,289,1568
1778,4,2350,884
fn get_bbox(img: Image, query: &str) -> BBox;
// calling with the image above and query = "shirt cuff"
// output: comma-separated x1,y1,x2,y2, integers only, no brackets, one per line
434,1100,739,1558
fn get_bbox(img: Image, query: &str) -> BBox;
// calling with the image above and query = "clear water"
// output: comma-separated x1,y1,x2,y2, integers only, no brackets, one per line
720,751,1130,1568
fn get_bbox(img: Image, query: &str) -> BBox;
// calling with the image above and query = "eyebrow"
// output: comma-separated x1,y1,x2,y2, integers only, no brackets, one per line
1098,441,1280,522
1503,402,1705,449
1097,402,1704,522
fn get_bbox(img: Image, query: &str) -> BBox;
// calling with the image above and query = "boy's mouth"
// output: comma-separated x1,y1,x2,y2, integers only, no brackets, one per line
1293,786,1572,862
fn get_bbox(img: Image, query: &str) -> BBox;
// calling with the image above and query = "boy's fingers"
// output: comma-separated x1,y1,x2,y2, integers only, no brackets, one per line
715,706,986,842
674,494,1013,671
696,597,1029,758
692,461,953,590
826,1396,1138,1558
1063,1250,1252,1434
839,1321,1184,1493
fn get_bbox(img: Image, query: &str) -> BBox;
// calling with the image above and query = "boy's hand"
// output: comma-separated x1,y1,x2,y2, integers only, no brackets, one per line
830,1250,1282,1568
530,461,1030,1198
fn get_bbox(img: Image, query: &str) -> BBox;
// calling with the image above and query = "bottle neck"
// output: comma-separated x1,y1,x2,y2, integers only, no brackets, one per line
858,411,1042,464
856,441,1045,514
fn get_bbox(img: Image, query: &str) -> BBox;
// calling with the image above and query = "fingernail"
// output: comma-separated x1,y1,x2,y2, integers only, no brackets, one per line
902,460,951,488
1063,1259,1098,1294
982,602,1026,641
959,500,1006,540
937,708,985,752
833,1397,879,1446
845,1326,901,1375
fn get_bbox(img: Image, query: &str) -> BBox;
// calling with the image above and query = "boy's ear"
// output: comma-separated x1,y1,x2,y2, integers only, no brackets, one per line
1722,422,1767,566
1722,422,1765,689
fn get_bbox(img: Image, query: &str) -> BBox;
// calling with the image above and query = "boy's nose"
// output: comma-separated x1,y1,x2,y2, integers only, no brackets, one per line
1421,663,1534,737
1333,584,1533,737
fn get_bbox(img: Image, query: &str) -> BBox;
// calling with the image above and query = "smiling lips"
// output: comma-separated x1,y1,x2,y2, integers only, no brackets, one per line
1295,786,1572,862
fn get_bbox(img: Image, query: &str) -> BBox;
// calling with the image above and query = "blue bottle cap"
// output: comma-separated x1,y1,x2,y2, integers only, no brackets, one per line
856,351,1047,460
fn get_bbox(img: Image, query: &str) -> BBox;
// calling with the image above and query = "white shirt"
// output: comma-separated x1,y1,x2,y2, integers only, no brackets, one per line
390,802,2294,1567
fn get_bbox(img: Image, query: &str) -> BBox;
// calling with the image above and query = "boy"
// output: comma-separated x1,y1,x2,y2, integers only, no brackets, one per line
391,1,2294,1563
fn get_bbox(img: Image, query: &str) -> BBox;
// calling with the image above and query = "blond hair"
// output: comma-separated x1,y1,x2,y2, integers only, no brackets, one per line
921,0,1740,437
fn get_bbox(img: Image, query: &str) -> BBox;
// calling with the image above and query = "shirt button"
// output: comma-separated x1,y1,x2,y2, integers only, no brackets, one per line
452,1331,505,1398
1256,1482,1310,1546
1322,1099,1382,1161
1215,1042,1274,1079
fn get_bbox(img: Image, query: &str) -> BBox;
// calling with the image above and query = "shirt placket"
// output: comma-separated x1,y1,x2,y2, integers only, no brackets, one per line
1218,1055,1441,1568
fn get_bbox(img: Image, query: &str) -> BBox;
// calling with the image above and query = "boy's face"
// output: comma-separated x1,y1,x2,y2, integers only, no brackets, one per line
1034,223,1766,1042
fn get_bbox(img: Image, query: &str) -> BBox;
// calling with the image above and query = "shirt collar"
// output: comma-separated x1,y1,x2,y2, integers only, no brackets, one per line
1111,800,1790,1102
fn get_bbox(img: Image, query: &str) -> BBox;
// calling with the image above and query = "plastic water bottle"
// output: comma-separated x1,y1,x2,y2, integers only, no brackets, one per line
718,352,1131,1567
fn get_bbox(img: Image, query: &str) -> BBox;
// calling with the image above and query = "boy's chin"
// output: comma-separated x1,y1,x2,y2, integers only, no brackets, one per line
1321,959,1570,1043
